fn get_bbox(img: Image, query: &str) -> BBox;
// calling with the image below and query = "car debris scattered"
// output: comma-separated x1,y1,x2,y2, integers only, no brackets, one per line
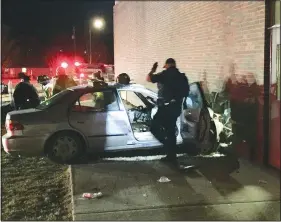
82,192,103,199
258,180,268,185
179,165,197,170
157,176,171,183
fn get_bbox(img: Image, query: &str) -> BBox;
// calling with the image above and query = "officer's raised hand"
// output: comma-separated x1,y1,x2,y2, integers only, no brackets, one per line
147,62,162,83
151,62,158,73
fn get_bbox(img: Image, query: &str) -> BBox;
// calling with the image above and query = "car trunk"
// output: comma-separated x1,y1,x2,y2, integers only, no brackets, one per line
6,109,44,122
5,108,64,139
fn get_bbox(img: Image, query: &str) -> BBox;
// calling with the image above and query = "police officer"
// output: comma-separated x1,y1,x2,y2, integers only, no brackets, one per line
147,58,189,165
52,67,77,96
13,73,40,110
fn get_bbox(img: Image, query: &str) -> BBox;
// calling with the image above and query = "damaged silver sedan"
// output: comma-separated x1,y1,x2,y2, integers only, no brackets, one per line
2,81,232,163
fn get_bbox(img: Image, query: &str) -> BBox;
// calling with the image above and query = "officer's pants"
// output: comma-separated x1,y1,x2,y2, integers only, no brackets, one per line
151,102,181,159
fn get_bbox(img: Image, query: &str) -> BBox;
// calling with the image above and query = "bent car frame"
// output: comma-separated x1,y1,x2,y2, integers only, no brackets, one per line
2,81,230,163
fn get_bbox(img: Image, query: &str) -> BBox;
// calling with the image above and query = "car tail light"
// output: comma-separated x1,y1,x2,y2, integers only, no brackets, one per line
6,120,24,131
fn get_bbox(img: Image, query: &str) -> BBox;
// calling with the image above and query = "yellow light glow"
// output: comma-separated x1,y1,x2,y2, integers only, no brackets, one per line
93,18,104,30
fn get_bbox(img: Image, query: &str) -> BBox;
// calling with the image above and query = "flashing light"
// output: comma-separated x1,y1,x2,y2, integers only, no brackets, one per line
74,62,81,67
80,73,85,78
22,68,27,73
61,62,68,69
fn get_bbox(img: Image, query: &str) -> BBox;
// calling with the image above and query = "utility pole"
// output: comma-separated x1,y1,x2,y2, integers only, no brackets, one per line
89,25,92,64
89,18,104,64
72,26,76,59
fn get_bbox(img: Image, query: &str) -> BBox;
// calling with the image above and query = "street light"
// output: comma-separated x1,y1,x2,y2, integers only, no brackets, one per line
89,17,105,64
93,18,104,30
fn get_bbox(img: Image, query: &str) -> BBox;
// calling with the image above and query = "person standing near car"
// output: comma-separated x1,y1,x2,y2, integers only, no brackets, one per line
13,72,40,110
146,58,189,165
52,67,77,96
93,70,105,82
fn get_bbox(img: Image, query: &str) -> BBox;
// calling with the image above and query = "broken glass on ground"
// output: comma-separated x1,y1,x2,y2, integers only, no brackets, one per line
157,176,171,183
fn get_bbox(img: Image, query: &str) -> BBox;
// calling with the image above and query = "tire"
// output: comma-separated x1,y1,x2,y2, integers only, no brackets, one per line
45,131,85,164
197,109,217,155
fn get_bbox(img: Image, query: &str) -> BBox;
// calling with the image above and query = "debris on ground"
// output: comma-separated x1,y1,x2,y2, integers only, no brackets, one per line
103,154,185,162
258,180,268,185
82,192,103,199
157,176,171,183
199,152,225,158
179,165,197,170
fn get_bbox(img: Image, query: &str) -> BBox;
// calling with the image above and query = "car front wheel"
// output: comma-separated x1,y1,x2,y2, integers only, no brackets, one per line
45,131,84,164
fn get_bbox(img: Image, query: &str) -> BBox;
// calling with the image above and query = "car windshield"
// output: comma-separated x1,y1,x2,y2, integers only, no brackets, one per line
36,90,72,110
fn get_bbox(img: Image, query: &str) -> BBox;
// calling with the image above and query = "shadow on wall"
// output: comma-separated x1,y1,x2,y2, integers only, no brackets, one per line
200,63,265,162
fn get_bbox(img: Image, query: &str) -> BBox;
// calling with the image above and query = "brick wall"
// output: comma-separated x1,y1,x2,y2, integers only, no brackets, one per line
114,1,265,92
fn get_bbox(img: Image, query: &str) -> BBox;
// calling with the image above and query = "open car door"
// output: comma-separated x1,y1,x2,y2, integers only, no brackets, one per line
180,82,217,155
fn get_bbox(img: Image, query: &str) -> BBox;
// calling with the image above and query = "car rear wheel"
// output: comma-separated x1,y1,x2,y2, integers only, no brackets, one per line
45,131,84,164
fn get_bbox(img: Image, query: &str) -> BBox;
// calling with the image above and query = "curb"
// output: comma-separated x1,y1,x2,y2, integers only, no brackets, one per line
68,165,75,221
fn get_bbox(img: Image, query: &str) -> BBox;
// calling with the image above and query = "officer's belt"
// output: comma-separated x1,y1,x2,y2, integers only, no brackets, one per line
164,99,177,105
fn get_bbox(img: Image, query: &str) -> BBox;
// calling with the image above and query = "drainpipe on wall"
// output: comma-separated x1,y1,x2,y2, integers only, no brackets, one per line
263,0,272,166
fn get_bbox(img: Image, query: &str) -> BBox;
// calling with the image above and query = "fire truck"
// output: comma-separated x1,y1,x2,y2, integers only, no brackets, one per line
78,63,115,82
57,61,115,82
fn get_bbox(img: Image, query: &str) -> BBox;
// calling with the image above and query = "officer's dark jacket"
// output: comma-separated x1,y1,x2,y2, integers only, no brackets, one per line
150,67,188,102
13,82,40,110
52,75,77,96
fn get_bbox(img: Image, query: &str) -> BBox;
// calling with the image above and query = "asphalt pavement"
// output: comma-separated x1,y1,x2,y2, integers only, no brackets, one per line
70,154,280,221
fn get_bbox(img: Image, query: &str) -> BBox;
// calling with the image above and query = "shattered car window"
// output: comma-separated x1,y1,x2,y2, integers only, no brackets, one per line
184,84,203,109
73,91,119,112
36,90,72,110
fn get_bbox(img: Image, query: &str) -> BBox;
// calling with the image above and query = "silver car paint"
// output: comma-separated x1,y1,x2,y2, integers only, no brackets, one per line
2,83,206,156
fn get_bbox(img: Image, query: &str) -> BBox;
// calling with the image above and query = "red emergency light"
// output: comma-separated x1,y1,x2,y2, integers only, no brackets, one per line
74,62,81,67
61,62,68,69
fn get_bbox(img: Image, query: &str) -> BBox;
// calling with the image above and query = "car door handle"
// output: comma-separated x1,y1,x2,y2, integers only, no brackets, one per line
77,121,84,124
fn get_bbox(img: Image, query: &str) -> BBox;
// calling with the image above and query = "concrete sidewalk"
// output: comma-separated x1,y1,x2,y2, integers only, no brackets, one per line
70,156,280,220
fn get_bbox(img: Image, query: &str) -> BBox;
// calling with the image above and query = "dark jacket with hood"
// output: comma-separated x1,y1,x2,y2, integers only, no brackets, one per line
52,74,77,96
13,78,40,110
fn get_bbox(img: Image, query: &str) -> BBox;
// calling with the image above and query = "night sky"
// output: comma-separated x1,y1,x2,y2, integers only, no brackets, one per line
2,0,115,66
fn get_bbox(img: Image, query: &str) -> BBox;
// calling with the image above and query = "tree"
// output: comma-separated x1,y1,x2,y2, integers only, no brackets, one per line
1,25,20,68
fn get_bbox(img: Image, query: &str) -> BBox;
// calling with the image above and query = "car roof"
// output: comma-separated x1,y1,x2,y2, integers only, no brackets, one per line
69,83,150,93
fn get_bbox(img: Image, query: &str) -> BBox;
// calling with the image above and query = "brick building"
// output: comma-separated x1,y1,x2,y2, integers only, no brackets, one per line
113,1,280,169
